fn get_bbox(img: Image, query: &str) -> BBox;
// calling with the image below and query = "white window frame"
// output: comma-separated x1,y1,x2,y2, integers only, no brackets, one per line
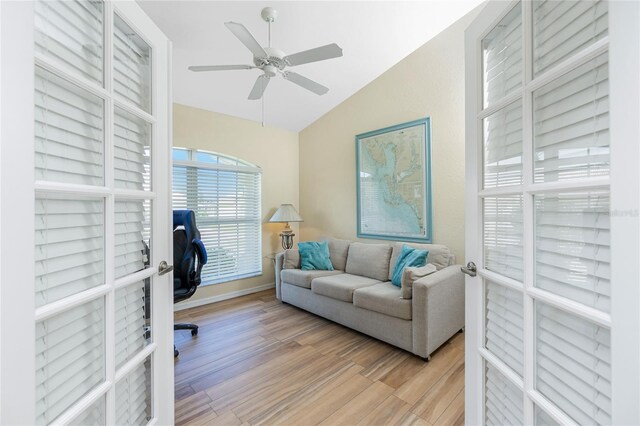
172,147,263,285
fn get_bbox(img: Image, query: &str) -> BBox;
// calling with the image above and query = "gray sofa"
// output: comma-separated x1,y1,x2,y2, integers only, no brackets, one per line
274,238,464,360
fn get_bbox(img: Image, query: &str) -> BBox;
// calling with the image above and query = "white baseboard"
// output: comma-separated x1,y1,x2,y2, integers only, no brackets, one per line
173,282,276,312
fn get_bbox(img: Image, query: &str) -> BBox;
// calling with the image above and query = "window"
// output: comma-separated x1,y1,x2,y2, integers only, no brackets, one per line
172,148,262,284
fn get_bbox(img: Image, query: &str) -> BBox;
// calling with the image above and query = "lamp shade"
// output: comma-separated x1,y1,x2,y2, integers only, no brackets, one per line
269,204,303,223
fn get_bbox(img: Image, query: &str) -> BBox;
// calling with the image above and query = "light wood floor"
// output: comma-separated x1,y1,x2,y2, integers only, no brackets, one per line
174,289,465,426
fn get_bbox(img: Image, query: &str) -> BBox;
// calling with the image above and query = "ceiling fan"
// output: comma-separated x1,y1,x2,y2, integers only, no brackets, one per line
188,7,343,101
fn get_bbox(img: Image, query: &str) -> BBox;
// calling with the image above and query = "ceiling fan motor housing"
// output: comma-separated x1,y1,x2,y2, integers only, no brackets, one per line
254,47,287,70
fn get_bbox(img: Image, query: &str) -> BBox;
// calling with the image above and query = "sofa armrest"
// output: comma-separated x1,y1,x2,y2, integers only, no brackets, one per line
412,265,465,358
275,251,286,300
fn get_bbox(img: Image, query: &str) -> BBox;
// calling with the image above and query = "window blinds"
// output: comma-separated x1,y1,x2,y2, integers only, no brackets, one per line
35,66,104,186
69,397,105,426
484,196,524,282
535,191,610,312
35,298,105,425
114,200,150,280
533,0,608,76
536,302,611,425
35,197,104,308
115,358,152,426
35,0,104,84
484,101,523,188
115,281,149,370
482,2,522,108
485,281,524,376
114,14,151,113
173,155,262,284
533,53,609,183
114,107,151,191
485,363,524,426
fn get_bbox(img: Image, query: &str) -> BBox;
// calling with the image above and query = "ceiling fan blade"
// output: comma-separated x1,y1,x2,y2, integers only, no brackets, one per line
224,22,268,59
248,75,270,100
284,43,343,66
283,71,329,95
188,65,256,72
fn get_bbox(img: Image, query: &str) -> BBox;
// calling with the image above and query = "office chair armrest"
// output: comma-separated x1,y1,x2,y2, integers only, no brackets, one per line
192,239,208,265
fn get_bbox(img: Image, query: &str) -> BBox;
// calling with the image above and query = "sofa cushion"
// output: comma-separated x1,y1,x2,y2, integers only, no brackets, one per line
401,263,437,299
353,282,412,320
281,269,343,289
311,273,381,302
283,249,300,269
298,241,334,271
390,245,428,286
323,237,351,271
388,243,451,279
345,242,392,281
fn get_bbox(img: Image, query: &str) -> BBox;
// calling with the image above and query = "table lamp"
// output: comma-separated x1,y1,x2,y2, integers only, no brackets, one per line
269,204,303,250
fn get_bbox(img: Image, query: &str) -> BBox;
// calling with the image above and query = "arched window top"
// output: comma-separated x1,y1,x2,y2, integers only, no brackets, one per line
173,147,261,172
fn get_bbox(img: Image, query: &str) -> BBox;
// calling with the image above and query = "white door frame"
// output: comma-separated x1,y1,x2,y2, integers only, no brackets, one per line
464,1,640,425
0,1,174,424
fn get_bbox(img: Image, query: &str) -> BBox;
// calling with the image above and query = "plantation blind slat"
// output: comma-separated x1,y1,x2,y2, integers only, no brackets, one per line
114,107,151,191
114,14,151,113
535,191,610,312
69,397,105,426
486,281,524,376
35,0,104,84
115,358,151,426
484,101,523,188
484,196,524,282
172,151,262,284
115,281,149,370
536,302,611,425
35,298,105,425
485,363,524,425
114,200,150,280
35,66,104,186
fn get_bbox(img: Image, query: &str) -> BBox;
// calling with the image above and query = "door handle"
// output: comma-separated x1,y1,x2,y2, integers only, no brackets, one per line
158,260,174,276
461,261,477,277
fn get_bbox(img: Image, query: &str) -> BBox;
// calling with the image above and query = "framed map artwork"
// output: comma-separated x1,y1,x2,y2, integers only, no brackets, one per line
356,117,433,243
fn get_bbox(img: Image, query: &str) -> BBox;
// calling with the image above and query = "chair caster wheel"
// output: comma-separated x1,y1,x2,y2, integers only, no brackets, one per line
174,346,179,357
191,328,198,336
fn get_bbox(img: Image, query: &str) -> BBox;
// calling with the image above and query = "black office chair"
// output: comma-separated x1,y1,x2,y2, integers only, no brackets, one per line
173,210,207,357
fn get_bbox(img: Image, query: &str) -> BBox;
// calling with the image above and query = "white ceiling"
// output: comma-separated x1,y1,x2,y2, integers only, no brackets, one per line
139,1,483,132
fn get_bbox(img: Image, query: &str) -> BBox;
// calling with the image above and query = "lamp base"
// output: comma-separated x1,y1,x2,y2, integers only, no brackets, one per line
279,231,295,250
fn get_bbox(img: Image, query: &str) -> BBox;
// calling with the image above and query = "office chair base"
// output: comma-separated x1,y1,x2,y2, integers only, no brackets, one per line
175,323,199,336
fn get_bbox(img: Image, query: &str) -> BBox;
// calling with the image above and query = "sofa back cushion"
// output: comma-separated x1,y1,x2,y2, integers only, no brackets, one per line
322,237,351,271
388,242,451,280
283,248,300,269
345,242,392,281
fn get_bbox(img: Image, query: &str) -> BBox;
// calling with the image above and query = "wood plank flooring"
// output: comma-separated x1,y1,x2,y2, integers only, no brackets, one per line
174,289,465,426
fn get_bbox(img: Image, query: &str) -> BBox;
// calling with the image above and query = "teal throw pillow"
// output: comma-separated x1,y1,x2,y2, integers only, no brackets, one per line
391,245,428,287
298,241,334,271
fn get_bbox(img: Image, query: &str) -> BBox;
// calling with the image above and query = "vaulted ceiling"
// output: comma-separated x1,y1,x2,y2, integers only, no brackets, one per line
139,1,484,131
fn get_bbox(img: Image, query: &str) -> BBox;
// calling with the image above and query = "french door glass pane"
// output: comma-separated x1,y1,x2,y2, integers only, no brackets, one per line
36,298,105,425
35,66,105,186
115,281,151,370
35,196,104,307
114,14,151,113
533,53,609,183
535,191,610,312
114,107,151,190
115,357,152,426
35,0,104,85
115,200,151,279
533,0,608,76
485,363,523,425
535,405,560,426
484,196,524,281
485,281,523,376
482,3,522,108
70,396,105,426
484,101,523,188
535,302,611,425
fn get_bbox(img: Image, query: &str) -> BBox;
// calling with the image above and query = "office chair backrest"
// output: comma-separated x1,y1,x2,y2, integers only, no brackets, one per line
173,210,207,301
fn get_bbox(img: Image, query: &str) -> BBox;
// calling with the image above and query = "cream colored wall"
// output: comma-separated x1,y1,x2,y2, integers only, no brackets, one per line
298,9,480,262
173,103,299,304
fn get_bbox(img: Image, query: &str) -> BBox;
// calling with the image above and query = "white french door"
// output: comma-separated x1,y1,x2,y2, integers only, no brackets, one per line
464,1,640,425
0,1,174,424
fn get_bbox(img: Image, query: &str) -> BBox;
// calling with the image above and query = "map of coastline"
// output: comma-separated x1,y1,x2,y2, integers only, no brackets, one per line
359,124,427,239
